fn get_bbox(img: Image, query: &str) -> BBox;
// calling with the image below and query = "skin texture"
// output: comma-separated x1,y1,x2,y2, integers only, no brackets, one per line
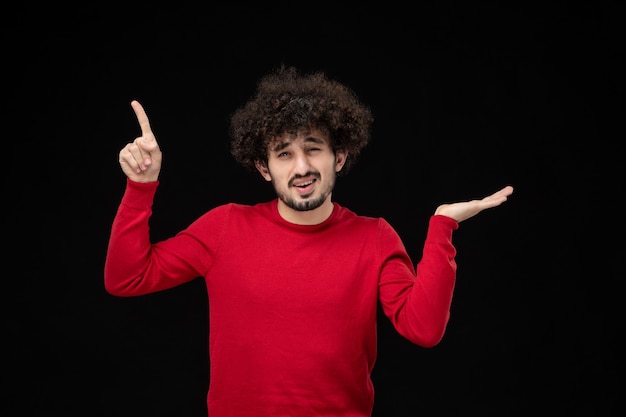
119,99,513,226
254,129,347,225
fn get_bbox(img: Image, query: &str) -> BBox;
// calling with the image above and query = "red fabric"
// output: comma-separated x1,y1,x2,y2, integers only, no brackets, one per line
105,179,459,417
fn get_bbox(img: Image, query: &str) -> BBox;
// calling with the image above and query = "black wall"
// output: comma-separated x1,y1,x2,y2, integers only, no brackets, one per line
5,3,622,416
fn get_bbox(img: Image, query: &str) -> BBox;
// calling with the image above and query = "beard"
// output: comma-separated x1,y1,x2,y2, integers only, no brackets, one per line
273,171,335,212
278,192,329,211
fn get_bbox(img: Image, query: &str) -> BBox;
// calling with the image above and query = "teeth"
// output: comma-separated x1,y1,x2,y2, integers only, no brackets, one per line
297,180,313,187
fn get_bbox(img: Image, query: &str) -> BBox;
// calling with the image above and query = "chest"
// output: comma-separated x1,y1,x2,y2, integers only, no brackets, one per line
207,228,379,308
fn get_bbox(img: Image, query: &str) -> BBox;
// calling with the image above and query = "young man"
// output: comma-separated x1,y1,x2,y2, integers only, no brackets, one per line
105,65,514,416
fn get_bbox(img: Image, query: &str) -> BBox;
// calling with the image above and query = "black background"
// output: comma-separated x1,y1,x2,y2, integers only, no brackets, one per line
5,3,623,416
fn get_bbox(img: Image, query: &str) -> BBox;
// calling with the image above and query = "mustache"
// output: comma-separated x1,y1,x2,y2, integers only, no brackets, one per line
288,171,321,187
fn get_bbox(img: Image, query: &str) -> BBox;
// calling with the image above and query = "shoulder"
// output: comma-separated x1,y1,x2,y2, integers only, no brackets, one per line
199,200,276,221
333,202,393,231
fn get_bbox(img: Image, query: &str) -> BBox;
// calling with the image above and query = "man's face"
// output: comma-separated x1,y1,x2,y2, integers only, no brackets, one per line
255,129,347,213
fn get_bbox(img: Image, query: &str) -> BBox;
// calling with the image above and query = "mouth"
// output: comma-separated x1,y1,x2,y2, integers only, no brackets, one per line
295,179,314,187
292,178,316,195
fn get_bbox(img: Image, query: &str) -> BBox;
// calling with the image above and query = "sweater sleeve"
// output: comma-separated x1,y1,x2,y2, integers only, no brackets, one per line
104,179,204,296
378,215,458,347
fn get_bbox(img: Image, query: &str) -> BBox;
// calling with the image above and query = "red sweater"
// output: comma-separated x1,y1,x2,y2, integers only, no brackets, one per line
105,179,459,417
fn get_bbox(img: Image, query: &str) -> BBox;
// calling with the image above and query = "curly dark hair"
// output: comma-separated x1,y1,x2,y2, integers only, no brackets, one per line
229,65,373,175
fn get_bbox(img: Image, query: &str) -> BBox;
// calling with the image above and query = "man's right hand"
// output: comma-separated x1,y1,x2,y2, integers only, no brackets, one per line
118,100,162,183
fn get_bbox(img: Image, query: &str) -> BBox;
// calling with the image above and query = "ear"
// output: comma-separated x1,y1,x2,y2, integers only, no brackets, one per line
335,150,348,173
255,160,272,181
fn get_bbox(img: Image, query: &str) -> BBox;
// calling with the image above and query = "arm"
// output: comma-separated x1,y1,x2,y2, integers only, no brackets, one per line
378,216,458,347
105,101,197,296
380,186,514,347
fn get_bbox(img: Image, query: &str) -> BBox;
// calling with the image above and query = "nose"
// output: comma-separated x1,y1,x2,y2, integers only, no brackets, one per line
293,151,312,175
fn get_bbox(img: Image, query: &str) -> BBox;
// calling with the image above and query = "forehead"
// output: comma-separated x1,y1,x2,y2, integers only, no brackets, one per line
268,128,330,150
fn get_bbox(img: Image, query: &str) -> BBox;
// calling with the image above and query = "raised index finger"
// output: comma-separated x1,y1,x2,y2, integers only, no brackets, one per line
130,100,153,137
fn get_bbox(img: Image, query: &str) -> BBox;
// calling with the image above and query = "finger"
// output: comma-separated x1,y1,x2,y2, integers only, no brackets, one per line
120,142,145,174
482,185,514,207
130,100,154,139
496,185,514,197
494,185,514,201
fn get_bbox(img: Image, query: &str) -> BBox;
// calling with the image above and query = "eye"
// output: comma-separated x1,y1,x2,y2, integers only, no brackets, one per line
277,151,290,158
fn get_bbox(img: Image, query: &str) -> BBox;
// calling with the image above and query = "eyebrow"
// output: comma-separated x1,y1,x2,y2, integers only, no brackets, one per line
269,136,326,152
